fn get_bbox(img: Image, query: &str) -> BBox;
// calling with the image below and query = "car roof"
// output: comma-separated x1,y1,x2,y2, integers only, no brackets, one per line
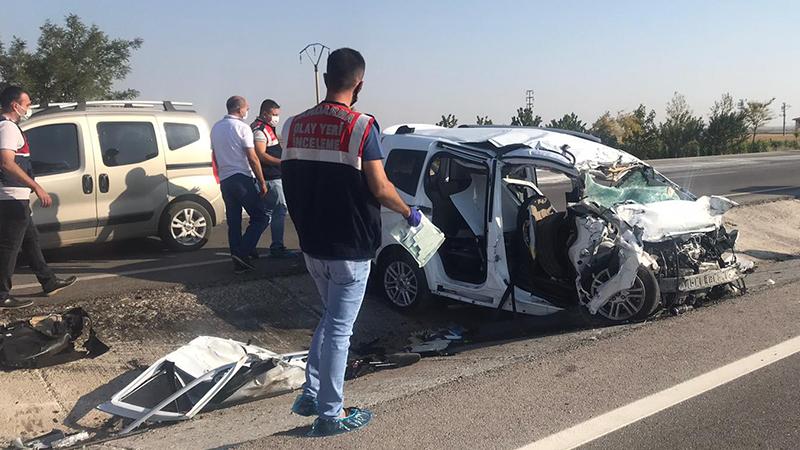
383,124,642,170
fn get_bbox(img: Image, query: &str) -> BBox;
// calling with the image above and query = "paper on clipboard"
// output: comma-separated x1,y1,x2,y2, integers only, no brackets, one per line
389,214,445,268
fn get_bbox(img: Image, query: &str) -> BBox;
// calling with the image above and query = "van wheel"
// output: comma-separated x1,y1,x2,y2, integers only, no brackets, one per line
579,264,660,326
160,200,212,251
379,250,432,311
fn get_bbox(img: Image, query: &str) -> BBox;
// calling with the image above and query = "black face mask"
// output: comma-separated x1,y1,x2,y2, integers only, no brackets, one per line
350,83,362,107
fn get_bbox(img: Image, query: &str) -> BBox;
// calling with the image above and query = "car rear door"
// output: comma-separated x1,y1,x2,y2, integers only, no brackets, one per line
87,115,169,241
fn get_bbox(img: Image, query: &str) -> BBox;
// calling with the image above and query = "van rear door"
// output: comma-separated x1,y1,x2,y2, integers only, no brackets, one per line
87,115,169,241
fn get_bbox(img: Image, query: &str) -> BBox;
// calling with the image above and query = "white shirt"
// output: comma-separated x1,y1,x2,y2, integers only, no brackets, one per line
0,120,31,201
210,115,255,182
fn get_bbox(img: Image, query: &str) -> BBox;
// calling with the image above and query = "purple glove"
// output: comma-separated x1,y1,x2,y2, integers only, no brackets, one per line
406,207,422,227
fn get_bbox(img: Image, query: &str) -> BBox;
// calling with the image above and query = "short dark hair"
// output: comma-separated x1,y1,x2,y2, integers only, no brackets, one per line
0,86,26,111
325,48,365,92
259,99,280,115
226,95,246,113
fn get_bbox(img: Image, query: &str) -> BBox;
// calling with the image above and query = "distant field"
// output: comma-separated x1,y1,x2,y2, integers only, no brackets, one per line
755,132,799,142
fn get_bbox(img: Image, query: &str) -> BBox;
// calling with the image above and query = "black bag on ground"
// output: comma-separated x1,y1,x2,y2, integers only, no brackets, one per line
0,307,109,369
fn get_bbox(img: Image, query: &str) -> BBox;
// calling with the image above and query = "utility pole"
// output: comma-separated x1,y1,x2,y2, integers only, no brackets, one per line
781,102,791,136
299,43,330,104
525,89,535,111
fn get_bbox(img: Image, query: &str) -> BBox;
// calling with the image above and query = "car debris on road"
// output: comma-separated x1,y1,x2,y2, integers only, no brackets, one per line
96,336,307,436
0,307,108,370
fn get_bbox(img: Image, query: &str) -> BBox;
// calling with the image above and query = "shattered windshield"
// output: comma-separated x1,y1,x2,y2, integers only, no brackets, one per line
583,166,688,208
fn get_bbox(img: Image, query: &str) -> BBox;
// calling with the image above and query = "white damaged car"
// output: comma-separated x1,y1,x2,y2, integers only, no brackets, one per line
375,125,751,325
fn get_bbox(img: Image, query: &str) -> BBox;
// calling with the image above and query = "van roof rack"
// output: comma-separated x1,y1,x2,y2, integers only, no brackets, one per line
31,100,195,116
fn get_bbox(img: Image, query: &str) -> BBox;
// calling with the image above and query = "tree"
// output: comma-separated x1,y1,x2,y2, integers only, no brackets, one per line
659,92,704,158
436,113,458,128
510,106,542,127
590,112,622,147
738,98,775,144
476,115,493,125
0,14,143,103
617,105,663,159
546,112,587,132
703,93,749,155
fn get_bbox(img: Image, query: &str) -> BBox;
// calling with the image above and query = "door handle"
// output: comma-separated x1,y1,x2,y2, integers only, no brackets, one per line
99,173,109,193
82,174,93,194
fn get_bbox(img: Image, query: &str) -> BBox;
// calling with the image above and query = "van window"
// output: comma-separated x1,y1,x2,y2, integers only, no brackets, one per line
25,123,81,176
165,123,200,150
385,149,426,196
97,122,159,167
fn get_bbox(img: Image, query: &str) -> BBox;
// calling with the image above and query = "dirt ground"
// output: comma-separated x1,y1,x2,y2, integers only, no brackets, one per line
1,199,799,446
724,198,800,262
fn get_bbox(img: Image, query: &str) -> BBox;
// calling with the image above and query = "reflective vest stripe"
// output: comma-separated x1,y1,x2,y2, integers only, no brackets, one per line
282,106,373,171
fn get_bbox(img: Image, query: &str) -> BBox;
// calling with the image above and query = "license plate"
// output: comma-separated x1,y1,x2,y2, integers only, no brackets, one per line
677,267,741,292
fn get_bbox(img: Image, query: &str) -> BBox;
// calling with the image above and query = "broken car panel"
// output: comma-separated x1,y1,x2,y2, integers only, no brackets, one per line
377,125,751,324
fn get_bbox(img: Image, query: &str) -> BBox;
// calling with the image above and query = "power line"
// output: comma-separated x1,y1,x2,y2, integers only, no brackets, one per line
781,102,791,136
299,43,330,104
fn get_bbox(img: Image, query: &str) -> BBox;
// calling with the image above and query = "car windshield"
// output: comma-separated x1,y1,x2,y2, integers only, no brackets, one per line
583,166,688,208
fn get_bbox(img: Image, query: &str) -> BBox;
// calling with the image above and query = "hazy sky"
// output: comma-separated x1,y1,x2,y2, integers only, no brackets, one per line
2,1,798,128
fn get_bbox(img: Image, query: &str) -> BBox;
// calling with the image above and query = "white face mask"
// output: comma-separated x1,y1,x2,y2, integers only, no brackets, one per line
269,115,280,127
242,110,249,121
14,103,32,121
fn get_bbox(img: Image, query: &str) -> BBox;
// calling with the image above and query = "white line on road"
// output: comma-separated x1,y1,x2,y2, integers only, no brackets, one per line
14,259,231,290
726,186,799,197
518,334,800,450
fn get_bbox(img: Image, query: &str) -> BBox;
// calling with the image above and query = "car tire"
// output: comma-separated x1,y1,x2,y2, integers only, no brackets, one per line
159,200,212,252
378,249,433,311
578,264,660,326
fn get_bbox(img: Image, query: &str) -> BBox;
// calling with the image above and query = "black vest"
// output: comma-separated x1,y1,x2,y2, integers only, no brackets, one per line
281,102,381,260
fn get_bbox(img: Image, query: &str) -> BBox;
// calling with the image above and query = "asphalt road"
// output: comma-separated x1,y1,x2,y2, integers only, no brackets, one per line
11,150,800,303
3,151,799,449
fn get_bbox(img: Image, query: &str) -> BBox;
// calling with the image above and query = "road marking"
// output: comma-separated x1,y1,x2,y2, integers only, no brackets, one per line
726,186,800,197
13,259,231,290
518,334,800,450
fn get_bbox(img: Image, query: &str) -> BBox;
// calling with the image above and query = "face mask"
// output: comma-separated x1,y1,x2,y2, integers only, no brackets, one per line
242,110,249,121
14,103,32,121
269,115,280,127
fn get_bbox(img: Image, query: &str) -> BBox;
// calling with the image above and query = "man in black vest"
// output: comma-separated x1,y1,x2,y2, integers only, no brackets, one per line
0,86,76,309
281,48,421,437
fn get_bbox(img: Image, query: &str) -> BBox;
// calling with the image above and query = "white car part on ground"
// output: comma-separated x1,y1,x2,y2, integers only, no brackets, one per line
614,196,738,242
97,336,307,435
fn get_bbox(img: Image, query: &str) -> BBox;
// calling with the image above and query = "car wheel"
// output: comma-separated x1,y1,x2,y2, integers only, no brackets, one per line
159,200,212,251
379,250,432,311
580,264,660,326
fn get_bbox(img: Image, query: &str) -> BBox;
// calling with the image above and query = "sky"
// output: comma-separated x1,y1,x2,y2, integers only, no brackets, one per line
2,0,799,128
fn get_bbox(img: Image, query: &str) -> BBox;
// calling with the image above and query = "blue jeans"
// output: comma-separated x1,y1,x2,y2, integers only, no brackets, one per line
264,179,287,250
302,255,371,419
220,174,269,258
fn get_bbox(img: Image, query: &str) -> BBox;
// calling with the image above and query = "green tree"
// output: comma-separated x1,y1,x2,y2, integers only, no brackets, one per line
659,92,704,158
510,106,542,127
590,112,622,147
476,115,493,125
436,113,458,128
703,93,749,155
0,14,143,103
617,105,663,159
546,112,587,132
738,98,775,144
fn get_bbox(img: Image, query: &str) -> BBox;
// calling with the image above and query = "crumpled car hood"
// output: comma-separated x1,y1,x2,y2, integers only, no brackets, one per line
613,196,737,242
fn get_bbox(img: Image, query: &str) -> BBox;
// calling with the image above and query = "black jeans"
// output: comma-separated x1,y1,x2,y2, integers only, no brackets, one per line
0,200,55,300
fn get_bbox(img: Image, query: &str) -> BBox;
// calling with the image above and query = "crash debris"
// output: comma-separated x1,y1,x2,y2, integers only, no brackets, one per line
96,336,307,435
0,307,109,370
